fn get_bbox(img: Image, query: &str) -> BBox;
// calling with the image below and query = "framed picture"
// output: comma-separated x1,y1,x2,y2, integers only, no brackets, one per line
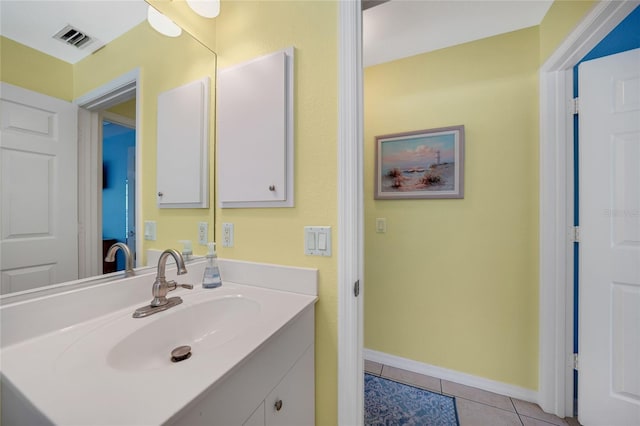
375,125,465,199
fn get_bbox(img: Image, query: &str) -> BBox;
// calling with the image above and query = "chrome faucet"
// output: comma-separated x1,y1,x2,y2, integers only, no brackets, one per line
105,242,135,277
133,249,193,318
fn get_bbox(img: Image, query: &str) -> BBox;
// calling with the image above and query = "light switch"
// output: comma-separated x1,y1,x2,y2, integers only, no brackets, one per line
305,226,331,256
376,218,387,233
307,232,316,250
318,232,327,250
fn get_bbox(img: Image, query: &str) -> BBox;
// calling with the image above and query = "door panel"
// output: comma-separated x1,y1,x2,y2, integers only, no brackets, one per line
0,83,78,294
579,48,640,425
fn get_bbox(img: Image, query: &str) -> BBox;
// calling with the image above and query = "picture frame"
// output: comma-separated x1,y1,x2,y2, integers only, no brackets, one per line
375,125,465,199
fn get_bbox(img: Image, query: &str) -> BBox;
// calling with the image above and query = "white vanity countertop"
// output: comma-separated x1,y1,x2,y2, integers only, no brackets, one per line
0,260,317,425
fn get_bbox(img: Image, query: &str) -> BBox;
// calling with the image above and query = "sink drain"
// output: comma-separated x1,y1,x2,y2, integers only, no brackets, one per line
171,345,192,362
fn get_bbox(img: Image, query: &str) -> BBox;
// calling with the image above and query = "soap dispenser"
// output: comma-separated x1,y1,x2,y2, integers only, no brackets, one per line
202,242,222,288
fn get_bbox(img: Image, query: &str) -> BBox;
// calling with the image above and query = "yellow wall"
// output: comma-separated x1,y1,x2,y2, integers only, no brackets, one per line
106,98,136,120
213,2,339,424
364,27,541,390
364,0,598,392
0,36,73,100
73,22,217,263
539,0,596,64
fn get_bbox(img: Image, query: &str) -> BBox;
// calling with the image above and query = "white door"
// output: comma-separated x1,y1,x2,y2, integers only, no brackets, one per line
579,48,640,425
0,83,78,294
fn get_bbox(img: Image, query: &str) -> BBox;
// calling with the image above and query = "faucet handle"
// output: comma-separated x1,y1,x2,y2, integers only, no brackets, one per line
166,280,194,292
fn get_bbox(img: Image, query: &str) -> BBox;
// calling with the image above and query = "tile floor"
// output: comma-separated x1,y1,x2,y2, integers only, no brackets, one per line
364,360,582,426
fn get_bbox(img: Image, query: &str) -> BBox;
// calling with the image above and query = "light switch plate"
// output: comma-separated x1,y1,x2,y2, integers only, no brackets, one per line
305,226,331,256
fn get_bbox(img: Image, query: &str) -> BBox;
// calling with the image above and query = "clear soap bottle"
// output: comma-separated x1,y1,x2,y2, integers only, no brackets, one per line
202,242,222,288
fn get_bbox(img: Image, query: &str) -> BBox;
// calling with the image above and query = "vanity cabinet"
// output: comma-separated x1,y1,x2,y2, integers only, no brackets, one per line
217,48,294,209
243,402,265,426
242,345,314,426
264,344,314,425
170,306,315,426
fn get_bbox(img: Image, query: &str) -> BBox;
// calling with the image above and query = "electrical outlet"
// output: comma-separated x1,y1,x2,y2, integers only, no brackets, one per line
198,222,208,245
144,221,157,241
222,223,234,247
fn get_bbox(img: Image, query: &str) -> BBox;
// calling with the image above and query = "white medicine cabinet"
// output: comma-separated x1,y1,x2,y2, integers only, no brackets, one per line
157,77,210,208
217,47,294,208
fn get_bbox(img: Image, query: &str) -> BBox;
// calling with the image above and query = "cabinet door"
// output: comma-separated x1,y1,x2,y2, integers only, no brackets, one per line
265,345,314,426
243,402,265,426
157,77,210,208
218,48,294,208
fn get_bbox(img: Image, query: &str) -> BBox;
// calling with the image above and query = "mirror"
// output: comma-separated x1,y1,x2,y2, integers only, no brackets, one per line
0,0,217,297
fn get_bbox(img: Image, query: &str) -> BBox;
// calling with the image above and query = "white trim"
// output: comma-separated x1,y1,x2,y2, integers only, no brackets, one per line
102,111,135,129
74,68,139,111
538,0,638,417
77,108,103,278
76,68,142,272
365,349,538,403
338,0,364,425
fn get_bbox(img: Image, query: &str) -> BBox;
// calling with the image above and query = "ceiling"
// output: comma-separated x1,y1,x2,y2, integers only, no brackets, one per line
363,0,553,67
0,1,148,64
1,0,553,67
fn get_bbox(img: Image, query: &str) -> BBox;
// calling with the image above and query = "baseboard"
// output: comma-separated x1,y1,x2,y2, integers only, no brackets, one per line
364,348,538,404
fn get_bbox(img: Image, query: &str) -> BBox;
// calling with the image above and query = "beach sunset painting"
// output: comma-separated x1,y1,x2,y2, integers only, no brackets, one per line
375,126,464,199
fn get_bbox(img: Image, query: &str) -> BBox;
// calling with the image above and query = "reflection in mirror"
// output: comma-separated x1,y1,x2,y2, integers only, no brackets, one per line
0,0,216,297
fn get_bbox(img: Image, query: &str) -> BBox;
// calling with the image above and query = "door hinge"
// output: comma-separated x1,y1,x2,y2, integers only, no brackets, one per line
354,280,360,297
570,226,580,243
572,97,579,115
573,353,579,370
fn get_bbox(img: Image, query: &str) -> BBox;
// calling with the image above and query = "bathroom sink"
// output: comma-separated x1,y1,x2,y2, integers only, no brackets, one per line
55,294,261,374
108,295,261,371
1,261,318,426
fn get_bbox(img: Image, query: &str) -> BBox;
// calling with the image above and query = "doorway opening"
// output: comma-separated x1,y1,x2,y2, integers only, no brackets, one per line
101,112,136,274
76,68,140,279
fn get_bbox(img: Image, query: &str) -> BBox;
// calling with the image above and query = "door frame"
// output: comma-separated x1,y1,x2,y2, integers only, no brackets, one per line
538,0,638,417
338,0,364,425
75,68,141,278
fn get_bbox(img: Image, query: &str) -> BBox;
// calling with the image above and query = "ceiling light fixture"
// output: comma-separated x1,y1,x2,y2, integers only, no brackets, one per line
147,6,182,37
186,0,220,18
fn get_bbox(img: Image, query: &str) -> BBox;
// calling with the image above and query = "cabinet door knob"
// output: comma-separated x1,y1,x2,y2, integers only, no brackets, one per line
268,185,276,192
274,399,283,411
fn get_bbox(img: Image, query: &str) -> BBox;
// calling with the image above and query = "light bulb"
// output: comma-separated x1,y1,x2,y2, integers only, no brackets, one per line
147,6,182,37
187,0,220,18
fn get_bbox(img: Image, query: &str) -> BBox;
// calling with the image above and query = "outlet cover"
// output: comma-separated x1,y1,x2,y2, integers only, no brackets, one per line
144,221,157,241
198,222,208,245
222,223,234,247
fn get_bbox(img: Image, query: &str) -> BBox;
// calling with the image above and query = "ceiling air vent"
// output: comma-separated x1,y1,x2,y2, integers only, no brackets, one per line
53,25,94,49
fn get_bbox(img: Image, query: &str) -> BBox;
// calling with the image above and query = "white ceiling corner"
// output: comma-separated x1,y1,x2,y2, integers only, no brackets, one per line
363,0,554,67
0,0,148,64
1,0,554,68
